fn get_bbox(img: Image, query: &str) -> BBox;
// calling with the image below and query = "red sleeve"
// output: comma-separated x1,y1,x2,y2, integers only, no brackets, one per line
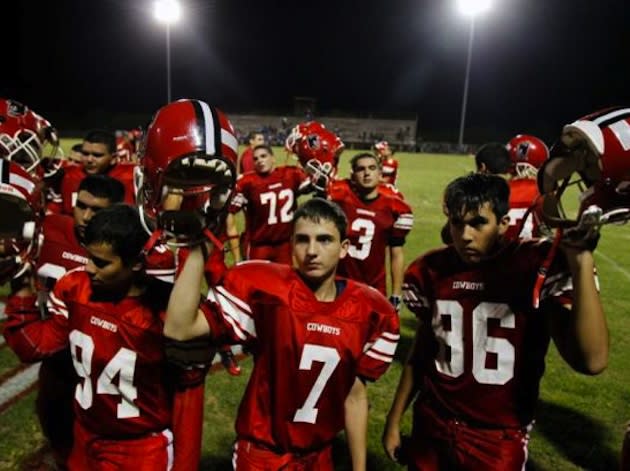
171,382,205,471
3,290,69,362
390,197,414,242
402,257,431,318
356,289,400,381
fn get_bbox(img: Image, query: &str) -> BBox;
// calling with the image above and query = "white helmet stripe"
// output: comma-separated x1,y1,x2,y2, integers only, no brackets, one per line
198,100,216,156
592,108,630,126
222,129,238,155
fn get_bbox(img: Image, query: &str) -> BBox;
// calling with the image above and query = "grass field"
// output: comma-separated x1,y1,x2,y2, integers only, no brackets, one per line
0,142,628,470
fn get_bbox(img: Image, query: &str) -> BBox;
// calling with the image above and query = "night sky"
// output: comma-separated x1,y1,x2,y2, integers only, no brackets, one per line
6,0,630,142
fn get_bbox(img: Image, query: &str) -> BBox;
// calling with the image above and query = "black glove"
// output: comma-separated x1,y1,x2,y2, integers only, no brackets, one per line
389,295,402,313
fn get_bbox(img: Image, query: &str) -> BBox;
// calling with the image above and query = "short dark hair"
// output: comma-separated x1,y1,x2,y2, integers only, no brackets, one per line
71,143,83,152
444,173,510,221
248,131,264,141
84,205,148,266
293,198,347,240
253,144,273,155
475,142,511,174
83,129,116,155
350,152,379,172
78,175,125,203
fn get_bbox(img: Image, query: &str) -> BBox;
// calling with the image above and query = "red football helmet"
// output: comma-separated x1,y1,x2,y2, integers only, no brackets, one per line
0,160,44,283
0,98,60,176
538,106,630,230
374,140,393,158
115,132,136,163
285,121,344,191
137,99,238,247
506,134,549,179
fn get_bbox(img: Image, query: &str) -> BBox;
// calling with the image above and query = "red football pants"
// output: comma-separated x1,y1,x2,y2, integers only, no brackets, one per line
247,241,292,265
408,402,530,471
232,438,334,471
67,421,174,471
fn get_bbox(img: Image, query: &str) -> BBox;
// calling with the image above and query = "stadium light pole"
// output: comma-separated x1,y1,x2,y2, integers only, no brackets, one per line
456,0,492,148
154,0,181,103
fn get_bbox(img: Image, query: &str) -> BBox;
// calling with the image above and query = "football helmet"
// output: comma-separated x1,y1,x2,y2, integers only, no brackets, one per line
374,140,393,158
285,121,344,191
0,98,60,176
506,134,549,179
538,106,630,230
115,132,136,163
0,160,44,283
137,99,238,247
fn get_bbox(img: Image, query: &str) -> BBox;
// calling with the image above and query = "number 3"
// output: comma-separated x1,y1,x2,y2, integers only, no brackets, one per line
434,300,515,385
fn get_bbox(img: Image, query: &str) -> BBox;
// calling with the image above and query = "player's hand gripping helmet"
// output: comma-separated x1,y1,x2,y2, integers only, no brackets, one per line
137,99,238,248
506,134,549,179
0,99,61,177
0,160,44,283
537,107,630,240
285,121,344,191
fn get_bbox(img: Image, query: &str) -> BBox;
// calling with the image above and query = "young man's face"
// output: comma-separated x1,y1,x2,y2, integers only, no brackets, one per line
249,134,265,149
351,156,381,192
253,148,275,175
292,217,349,285
449,202,508,264
73,190,112,242
81,141,115,175
85,241,137,298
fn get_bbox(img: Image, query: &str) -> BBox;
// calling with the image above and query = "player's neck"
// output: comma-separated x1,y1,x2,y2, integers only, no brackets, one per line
300,273,338,302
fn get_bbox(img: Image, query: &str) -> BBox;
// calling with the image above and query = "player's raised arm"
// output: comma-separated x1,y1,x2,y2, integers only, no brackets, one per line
165,244,211,341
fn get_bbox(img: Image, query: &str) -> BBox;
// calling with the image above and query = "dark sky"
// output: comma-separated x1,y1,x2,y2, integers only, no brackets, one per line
6,0,630,141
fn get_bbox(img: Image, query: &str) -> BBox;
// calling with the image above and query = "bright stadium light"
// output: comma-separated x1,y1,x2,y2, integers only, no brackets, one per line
153,0,182,103
456,0,493,148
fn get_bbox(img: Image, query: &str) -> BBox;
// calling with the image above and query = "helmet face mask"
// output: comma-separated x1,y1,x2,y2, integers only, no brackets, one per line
0,161,43,283
138,99,238,247
0,99,60,176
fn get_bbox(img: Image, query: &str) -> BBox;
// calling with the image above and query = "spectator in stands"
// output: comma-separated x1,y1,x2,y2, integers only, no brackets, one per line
238,131,265,175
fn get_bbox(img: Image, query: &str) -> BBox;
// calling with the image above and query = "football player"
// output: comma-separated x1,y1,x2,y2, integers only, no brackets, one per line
33,175,125,464
374,140,399,187
165,197,400,470
328,153,413,310
4,205,206,470
383,173,607,470
226,144,312,264
238,130,265,175
46,129,136,215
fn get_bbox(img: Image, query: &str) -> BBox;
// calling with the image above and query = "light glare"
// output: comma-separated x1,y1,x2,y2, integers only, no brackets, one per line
154,0,181,24
457,0,493,17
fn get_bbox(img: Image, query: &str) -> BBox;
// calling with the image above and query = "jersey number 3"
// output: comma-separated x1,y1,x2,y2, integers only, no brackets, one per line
70,330,139,419
434,300,515,385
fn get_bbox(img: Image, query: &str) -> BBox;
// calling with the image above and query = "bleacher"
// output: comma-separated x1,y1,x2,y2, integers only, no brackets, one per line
228,114,417,151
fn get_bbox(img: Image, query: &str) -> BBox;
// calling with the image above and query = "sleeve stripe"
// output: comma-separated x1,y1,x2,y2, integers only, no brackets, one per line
371,337,398,356
216,286,252,314
210,288,257,339
381,331,400,341
365,350,393,363
48,292,69,318
206,289,248,340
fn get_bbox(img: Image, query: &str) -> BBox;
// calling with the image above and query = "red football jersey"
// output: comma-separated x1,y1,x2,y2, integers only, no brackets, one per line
229,166,310,246
506,178,541,241
6,270,176,437
381,157,399,186
402,240,575,429
239,148,255,174
328,180,413,294
378,182,405,200
37,214,87,290
47,163,137,215
200,262,400,452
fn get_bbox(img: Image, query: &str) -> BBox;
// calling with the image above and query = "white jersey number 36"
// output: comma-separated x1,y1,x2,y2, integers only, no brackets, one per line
434,300,515,385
